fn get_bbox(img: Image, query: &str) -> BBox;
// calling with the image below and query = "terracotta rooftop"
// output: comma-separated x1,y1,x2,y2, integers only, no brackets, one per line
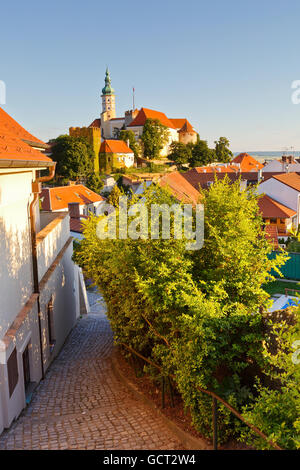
169,118,196,133
128,107,176,129
272,172,300,192
183,168,262,190
232,153,263,171
40,184,105,211
258,195,296,219
0,107,52,165
159,171,201,205
89,118,101,128
100,139,133,154
70,216,88,234
0,107,46,147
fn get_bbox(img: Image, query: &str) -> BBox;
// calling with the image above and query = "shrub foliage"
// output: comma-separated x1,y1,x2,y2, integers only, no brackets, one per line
74,177,298,449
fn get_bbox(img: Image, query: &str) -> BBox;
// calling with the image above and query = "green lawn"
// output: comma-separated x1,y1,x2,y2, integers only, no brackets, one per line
262,279,300,296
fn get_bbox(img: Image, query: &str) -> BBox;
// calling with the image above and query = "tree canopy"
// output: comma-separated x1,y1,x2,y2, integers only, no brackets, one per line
168,141,192,167
189,138,216,166
73,177,296,449
119,129,141,158
85,173,104,194
140,118,170,160
214,137,233,163
50,135,94,181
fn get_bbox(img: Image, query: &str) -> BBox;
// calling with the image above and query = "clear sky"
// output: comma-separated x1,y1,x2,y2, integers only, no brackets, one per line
1,0,300,151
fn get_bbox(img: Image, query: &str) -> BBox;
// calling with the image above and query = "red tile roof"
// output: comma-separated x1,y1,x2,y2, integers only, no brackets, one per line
0,107,45,146
169,118,196,133
41,185,105,211
159,171,201,205
265,224,279,249
232,153,263,171
272,172,300,192
0,108,52,165
100,139,133,154
128,108,176,129
70,217,86,233
89,118,101,128
183,168,259,190
258,195,296,219
0,132,53,164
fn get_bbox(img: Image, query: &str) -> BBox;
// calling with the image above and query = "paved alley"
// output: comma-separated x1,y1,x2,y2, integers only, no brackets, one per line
0,291,183,450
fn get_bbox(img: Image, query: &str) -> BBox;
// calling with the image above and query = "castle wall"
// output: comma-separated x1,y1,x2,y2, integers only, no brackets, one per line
69,127,101,173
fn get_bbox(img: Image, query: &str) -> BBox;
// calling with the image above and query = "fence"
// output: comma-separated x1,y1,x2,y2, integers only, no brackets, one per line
269,251,300,280
120,343,282,450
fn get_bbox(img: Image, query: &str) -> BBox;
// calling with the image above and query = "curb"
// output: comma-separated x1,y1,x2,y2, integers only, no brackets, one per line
111,349,212,451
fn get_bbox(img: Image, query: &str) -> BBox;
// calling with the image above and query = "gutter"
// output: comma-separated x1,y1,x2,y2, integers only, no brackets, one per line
0,159,54,169
29,163,56,379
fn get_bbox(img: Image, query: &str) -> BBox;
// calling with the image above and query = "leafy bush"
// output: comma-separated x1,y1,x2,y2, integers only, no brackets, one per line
74,178,294,448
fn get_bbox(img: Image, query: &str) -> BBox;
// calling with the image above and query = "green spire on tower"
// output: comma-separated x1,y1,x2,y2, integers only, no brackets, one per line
102,67,115,95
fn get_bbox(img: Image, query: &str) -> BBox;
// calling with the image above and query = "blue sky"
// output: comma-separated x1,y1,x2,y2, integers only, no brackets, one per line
1,0,300,151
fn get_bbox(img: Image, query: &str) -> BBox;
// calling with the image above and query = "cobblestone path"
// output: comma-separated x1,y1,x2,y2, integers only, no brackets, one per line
0,292,183,450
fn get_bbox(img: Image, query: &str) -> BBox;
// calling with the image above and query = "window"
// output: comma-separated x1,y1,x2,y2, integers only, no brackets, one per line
47,298,55,352
7,348,18,397
270,218,277,224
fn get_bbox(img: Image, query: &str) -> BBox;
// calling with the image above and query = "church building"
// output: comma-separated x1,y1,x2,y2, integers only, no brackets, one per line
70,68,198,170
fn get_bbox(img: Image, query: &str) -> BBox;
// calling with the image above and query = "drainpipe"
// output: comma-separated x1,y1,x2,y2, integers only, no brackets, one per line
29,164,56,379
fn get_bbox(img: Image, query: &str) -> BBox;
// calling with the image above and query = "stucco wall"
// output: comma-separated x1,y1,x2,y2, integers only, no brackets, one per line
0,170,34,341
39,241,79,372
258,178,300,224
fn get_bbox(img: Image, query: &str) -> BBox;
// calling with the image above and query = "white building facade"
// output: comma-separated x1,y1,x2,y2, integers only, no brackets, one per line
0,116,85,434
258,173,300,226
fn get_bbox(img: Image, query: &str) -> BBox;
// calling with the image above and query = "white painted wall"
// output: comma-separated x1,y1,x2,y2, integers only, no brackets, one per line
39,242,79,372
263,160,300,173
0,170,34,341
0,168,82,435
115,152,134,168
258,178,300,224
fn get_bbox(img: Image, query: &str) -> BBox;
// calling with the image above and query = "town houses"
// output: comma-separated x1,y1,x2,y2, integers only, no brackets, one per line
0,70,300,450
0,107,88,434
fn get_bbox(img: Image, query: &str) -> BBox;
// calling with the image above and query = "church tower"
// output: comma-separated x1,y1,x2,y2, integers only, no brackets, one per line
101,67,116,120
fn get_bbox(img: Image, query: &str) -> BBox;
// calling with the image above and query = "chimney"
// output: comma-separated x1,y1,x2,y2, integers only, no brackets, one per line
126,139,130,148
258,168,263,182
68,202,80,219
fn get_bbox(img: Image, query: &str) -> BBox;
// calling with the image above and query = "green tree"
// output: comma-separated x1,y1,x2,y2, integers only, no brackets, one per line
214,137,233,163
85,173,104,194
189,138,216,167
168,141,192,167
119,129,141,159
107,184,123,207
74,179,289,447
194,176,288,309
141,118,170,160
50,135,94,180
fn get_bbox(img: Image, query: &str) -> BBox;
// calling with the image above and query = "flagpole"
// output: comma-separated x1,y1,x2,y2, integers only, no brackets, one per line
133,86,135,110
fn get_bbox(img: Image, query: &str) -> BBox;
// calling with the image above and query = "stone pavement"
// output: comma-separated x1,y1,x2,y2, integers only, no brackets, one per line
0,290,184,450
